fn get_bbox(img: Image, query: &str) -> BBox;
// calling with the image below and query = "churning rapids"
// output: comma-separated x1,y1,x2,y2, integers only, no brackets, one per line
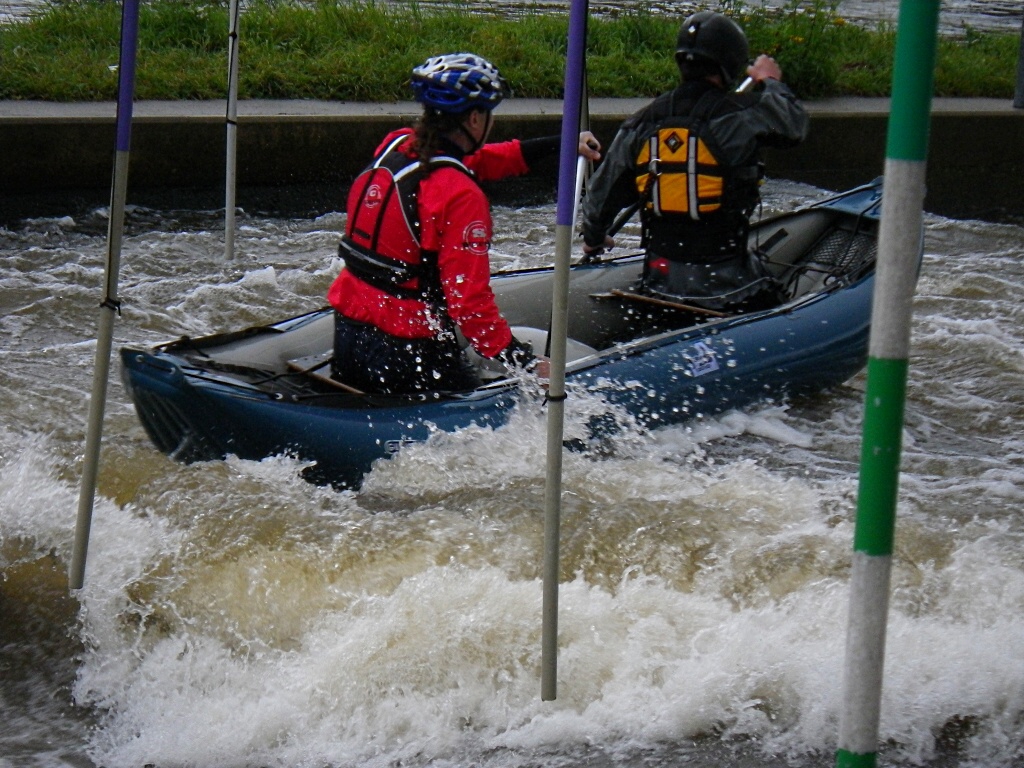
1,180,1022,768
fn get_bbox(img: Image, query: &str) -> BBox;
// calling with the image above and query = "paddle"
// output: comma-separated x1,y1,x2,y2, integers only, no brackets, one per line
570,69,592,236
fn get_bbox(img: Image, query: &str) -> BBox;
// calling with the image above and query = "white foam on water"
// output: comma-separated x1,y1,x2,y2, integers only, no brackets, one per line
3,191,1024,767
71,514,1024,767
3,402,1003,768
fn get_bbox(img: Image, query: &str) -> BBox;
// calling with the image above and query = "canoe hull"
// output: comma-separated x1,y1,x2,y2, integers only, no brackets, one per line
122,348,523,487
121,181,885,487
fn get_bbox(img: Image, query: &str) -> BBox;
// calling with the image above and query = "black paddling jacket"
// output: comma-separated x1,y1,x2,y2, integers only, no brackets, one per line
581,78,809,260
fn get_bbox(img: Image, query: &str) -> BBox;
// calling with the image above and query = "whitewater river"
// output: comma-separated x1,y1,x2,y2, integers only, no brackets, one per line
1,178,1022,768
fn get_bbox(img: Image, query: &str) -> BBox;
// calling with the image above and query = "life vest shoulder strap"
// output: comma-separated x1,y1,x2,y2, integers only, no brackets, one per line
370,138,474,242
343,136,474,303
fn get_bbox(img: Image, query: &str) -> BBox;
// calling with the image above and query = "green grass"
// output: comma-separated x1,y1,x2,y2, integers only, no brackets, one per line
0,0,1018,101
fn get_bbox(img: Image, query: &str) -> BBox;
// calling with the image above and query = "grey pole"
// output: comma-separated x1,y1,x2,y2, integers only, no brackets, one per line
225,0,241,259
1014,12,1024,108
541,0,587,702
70,0,140,589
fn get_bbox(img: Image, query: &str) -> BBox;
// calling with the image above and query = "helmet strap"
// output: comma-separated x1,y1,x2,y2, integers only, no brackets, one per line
457,108,491,154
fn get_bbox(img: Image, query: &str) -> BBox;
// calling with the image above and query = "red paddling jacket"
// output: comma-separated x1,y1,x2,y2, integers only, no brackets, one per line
328,128,531,360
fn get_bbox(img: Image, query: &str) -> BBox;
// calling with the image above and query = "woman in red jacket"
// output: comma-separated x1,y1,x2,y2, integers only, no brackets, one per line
328,53,600,395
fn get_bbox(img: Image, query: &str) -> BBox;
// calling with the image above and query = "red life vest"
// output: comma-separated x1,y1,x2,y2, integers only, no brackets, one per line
328,129,528,356
340,133,474,303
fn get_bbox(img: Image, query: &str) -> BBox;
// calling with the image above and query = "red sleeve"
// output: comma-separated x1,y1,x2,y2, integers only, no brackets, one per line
420,171,512,359
463,139,530,183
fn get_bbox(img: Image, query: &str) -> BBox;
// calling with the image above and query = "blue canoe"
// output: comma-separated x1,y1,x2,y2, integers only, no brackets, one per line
121,180,883,487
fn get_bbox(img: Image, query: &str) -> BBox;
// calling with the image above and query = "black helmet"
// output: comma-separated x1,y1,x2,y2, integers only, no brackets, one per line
675,11,749,86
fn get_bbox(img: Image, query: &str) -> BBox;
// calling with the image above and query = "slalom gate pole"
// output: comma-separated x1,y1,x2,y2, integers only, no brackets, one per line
225,0,240,260
541,0,587,702
70,0,140,590
1015,12,1024,109
835,2,939,766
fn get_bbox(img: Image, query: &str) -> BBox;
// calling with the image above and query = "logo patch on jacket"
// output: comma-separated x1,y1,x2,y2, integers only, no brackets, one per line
363,183,384,208
664,131,684,153
463,221,490,255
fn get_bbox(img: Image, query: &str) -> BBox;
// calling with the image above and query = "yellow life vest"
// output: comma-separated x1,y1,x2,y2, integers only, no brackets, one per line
635,125,725,221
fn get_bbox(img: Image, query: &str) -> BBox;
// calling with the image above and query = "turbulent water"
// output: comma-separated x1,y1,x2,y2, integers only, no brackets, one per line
1,179,1023,768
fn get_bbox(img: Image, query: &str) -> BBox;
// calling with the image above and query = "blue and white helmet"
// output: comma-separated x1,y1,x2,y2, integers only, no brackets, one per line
410,53,507,113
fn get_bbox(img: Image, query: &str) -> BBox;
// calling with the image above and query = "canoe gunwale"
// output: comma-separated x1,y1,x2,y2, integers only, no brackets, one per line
118,179,887,485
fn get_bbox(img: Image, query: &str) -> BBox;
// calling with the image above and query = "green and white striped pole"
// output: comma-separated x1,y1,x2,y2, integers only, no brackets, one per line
836,2,939,767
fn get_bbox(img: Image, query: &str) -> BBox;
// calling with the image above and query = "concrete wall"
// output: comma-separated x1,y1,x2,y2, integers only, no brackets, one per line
1,98,1022,221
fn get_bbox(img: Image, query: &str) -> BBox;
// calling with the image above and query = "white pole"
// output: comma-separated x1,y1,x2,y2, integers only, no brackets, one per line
225,0,241,260
835,2,939,766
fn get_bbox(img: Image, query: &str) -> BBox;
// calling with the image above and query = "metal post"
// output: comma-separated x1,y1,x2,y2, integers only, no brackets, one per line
225,0,241,259
541,0,588,702
1014,12,1024,108
835,2,939,766
70,0,140,589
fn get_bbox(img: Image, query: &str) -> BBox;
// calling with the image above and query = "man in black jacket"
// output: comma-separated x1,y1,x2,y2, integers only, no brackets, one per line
580,11,809,310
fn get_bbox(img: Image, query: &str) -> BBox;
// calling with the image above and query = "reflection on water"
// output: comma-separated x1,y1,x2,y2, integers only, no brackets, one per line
2,181,1024,768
